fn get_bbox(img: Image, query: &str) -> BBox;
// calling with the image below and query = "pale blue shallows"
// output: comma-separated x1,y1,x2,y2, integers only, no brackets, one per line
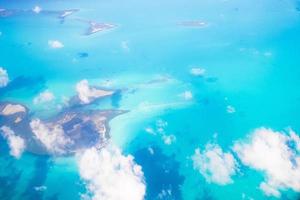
0,0,300,199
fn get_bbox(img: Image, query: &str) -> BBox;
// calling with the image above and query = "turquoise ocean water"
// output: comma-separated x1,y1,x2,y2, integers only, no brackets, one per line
1,0,300,199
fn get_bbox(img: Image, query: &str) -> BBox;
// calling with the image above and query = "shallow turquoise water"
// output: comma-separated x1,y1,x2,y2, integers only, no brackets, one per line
1,0,300,199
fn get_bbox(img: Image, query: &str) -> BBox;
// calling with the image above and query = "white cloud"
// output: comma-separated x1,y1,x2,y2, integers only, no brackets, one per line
32,6,42,14
146,119,176,145
190,67,206,77
0,126,26,159
121,41,130,52
30,119,73,154
148,147,154,155
226,105,236,113
192,143,238,185
76,79,114,104
33,90,55,104
156,119,168,129
0,67,9,88
48,40,64,49
77,145,146,200
145,127,156,135
180,91,193,100
34,185,47,192
233,127,300,197
162,134,176,145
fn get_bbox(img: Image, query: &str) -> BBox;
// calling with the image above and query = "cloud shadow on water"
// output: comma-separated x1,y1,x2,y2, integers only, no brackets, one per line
133,146,184,200
22,155,51,200
0,76,46,98
0,153,22,200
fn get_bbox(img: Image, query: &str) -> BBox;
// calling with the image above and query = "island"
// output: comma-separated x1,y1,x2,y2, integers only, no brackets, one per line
0,101,127,155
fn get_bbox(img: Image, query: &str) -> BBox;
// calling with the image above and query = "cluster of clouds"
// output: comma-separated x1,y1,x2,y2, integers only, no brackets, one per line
0,126,26,158
145,119,176,145
76,79,114,104
0,67,9,88
1,117,73,157
1,108,146,200
27,116,146,200
0,70,147,199
30,79,115,108
192,127,300,198
77,145,146,200
30,119,73,154
0,78,117,158
33,90,55,104
234,128,300,197
157,188,173,199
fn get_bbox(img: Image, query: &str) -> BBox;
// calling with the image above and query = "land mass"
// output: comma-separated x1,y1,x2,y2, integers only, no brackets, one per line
0,101,127,155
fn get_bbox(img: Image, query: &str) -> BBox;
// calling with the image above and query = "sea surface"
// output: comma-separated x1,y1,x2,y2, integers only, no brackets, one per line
1,0,300,199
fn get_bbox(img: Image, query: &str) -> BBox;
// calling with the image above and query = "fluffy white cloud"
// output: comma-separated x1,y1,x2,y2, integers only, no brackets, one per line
30,119,73,154
190,67,206,77
0,67,9,88
33,90,55,104
76,79,114,104
192,143,238,185
48,40,64,49
32,5,42,14
0,126,26,159
233,127,300,197
77,145,146,200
